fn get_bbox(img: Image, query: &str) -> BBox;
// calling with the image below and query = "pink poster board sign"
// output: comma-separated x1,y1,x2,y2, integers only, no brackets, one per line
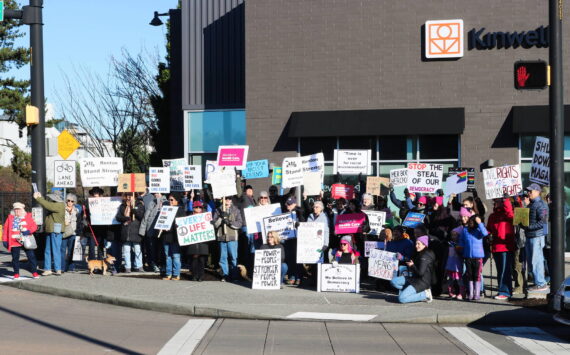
217,145,249,170
334,212,366,234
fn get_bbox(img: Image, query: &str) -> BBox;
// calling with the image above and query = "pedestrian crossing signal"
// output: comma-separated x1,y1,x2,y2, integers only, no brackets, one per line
514,61,548,90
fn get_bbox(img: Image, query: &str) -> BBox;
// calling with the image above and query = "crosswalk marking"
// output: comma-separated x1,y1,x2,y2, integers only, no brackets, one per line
157,318,215,355
444,327,508,355
0,276,33,283
492,327,570,355
286,312,376,321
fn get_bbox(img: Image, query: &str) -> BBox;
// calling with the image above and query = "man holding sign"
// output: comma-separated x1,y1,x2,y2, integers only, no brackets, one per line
213,197,243,282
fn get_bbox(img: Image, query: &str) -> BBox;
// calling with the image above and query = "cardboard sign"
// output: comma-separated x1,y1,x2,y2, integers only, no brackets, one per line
368,249,398,280
80,158,123,187
334,212,366,234
444,172,468,196
262,212,296,243
366,176,390,196
154,206,179,230
303,172,323,195
88,197,122,225
448,167,475,191
148,167,170,194
317,264,360,293
163,158,187,192
282,156,304,188
364,210,386,235
242,159,269,179
331,184,355,200
183,165,202,190
483,164,522,199
333,149,372,175
514,207,530,227
209,171,237,198
54,160,76,188
217,145,249,170
176,212,215,246
402,212,425,228
252,249,281,290
296,222,325,264
530,136,550,185
390,168,408,187
272,167,282,185
244,203,282,234
407,163,443,194
31,207,43,226
364,241,385,257
118,173,146,193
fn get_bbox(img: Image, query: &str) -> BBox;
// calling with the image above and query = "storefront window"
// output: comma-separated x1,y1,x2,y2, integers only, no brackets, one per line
419,135,458,160
300,137,336,161
188,110,246,153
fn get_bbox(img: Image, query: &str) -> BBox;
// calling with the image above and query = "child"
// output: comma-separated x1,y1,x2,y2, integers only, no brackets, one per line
445,227,463,299
457,215,488,300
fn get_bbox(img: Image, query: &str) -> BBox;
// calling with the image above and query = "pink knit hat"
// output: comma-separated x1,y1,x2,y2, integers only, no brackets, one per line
435,196,444,206
416,235,429,247
460,207,473,217
418,196,427,204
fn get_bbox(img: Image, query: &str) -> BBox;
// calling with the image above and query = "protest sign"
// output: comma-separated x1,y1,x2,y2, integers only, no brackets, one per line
80,157,123,187
183,165,202,190
244,203,282,234
176,212,215,246
514,207,530,227
217,145,249,170
282,156,303,188
390,168,408,187
148,167,170,193
303,172,322,195
272,167,282,185
402,212,425,228
444,173,468,196
364,210,386,235
530,136,550,185
154,206,179,230
317,264,360,293
301,152,325,175
407,163,443,193
88,197,122,225
242,159,269,179
296,222,325,264
262,212,296,243
163,158,187,192
364,241,385,257
334,212,366,234
333,149,372,175
366,176,390,196
448,167,476,191
331,184,355,200
252,249,281,290
54,160,76,188
118,173,146,193
31,207,43,226
482,164,522,199
368,249,398,280
209,171,238,198
72,237,83,261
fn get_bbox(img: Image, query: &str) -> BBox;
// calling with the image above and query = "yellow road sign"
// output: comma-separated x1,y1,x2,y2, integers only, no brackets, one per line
57,129,80,160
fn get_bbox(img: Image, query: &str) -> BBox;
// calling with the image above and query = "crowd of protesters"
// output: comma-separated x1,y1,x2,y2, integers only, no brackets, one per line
1,172,557,304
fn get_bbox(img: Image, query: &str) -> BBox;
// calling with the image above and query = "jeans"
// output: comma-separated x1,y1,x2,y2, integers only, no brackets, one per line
60,236,76,272
219,240,238,279
281,262,288,283
164,243,181,277
123,242,142,270
44,233,63,272
390,276,427,303
85,235,103,260
526,236,547,287
242,227,256,254
11,247,38,274
493,252,513,296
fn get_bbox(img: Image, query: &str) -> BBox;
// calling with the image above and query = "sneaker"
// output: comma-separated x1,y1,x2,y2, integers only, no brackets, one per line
424,289,433,303
13,274,20,279
32,272,40,279
220,277,227,282
295,279,301,286
152,265,160,273
125,268,131,273
162,275,172,280
456,294,463,300
55,270,62,276
42,270,53,276
132,268,142,273
494,295,509,300
171,276,180,281
528,284,549,292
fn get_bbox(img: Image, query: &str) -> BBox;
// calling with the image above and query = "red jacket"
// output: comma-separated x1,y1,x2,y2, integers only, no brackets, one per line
2,213,38,251
486,199,515,253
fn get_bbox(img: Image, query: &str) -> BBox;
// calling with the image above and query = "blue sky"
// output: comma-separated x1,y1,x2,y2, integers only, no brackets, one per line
9,0,179,115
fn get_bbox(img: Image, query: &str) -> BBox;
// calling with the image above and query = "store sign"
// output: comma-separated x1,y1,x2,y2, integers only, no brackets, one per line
469,26,549,50
425,19,464,59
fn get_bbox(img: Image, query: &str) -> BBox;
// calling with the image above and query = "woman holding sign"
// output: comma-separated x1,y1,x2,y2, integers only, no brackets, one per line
186,201,209,281
161,193,186,280
116,193,145,273
260,232,287,284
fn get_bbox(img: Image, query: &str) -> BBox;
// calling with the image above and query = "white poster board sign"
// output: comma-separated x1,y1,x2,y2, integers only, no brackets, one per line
88,197,122,225
301,152,325,175
209,171,238,198
483,164,522,199
262,212,296,243
149,167,170,194
303,171,322,195
443,173,468,196
530,136,550,185
368,249,398,280
407,163,443,193
364,241,385,257
72,237,83,261
333,149,372,175
282,156,303,188
31,207,43,226
390,168,408,187
154,206,179,230
364,210,386,235
317,264,360,293
162,158,186,192
54,160,76,188
80,158,123,187
296,222,325,264
176,212,215,246
252,249,281,290
244,203,282,234
183,165,202,190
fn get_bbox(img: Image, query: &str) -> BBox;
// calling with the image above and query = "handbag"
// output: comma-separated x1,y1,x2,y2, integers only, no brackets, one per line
22,234,37,250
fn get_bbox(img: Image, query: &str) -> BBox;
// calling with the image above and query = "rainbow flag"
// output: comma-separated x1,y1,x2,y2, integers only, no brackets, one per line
456,171,468,182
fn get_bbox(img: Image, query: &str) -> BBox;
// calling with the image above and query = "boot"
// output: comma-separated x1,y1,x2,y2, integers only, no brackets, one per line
457,284,465,300
468,281,474,300
474,281,481,300
448,284,456,298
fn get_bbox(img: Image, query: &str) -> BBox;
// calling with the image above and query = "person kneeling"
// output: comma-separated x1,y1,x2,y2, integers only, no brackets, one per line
260,232,287,284
390,235,435,303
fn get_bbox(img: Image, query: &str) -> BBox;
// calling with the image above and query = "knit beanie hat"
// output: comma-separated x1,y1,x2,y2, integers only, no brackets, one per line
417,235,429,247
418,196,427,204
460,207,473,217
435,196,444,206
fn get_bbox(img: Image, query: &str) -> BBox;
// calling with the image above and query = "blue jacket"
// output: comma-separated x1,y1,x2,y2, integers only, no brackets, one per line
459,222,488,258
525,197,548,238
386,238,414,261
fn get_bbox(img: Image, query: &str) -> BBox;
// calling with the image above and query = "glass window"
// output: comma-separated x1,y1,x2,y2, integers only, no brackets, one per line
300,137,336,161
379,136,415,160
419,135,458,160
521,135,570,158
188,110,246,153
338,136,377,156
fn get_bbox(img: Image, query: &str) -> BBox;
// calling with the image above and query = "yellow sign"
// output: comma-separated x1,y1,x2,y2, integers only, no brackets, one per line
513,208,530,227
58,130,80,160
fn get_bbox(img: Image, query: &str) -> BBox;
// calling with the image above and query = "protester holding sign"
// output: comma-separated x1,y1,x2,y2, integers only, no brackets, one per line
331,236,360,265
139,193,166,272
83,187,107,261
160,193,186,280
260,232,287,284
283,196,305,285
185,201,210,281
457,215,489,301
2,202,39,279
33,191,65,276
213,196,243,282
61,193,82,273
115,193,145,273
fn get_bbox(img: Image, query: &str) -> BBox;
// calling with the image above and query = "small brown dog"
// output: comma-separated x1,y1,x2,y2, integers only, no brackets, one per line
86,254,116,276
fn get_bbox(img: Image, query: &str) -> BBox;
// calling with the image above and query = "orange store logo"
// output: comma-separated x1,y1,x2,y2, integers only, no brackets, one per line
425,19,464,59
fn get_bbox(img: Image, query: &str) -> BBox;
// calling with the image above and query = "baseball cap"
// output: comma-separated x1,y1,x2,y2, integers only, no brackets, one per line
259,191,269,198
526,183,542,192
286,197,297,205
193,201,204,208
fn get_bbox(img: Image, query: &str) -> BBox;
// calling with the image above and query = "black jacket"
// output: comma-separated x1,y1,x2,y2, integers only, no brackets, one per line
116,200,145,243
161,207,187,245
406,248,436,292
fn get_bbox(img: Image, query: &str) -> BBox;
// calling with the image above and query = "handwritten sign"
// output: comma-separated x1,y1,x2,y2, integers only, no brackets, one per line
368,249,398,280
54,160,76,188
402,212,425,228
483,164,522,199
514,207,530,227
176,212,215,246
209,171,237,198
242,159,269,179
407,163,443,194
163,158,187,192
262,212,296,243
118,173,146,193
154,206,179,230
334,212,366,234
317,264,360,293
364,210,386,235
301,152,325,175
272,167,282,185
449,167,475,191
217,145,249,170
183,165,202,190
244,203,282,234
333,149,372,175
88,197,122,225
296,222,325,264
530,136,550,185
390,168,408,187
149,167,170,193
331,184,355,200
252,249,281,290
366,176,389,196
80,158,123,187
364,241,385,257
282,156,303,188
31,207,43,226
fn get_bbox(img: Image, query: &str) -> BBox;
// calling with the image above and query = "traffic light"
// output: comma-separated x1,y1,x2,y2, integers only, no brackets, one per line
514,61,548,90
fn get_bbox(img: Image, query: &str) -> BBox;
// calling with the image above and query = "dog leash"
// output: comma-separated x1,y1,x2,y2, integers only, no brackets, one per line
83,204,99,247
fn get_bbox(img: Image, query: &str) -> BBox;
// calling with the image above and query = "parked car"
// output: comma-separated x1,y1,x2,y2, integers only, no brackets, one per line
553,276,570,326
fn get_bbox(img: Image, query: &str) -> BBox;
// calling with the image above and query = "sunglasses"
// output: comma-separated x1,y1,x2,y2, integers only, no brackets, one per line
417,203,425,206
194,206,203,209
168,198,176,201
67,200,75,202
260,197,268,199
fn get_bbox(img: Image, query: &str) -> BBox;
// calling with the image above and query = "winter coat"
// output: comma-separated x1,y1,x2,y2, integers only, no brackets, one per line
63,205,79,239
524,196,548,238
186,212,211,255
213,205,243,242
308,212,330,247
458,222,488,259
35,197,65,233
161,207,186,245
386,239,414,261
406,248,436,293
139,195,167,236
115,200,145,243
2,213,38,251
445,242,462,273
487,198,515,253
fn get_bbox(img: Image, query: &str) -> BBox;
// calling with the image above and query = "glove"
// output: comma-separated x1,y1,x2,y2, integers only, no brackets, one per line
295,221,300,229
396,253,403,261
221,211,230,218
2,242,8,249
332,261,339,268
21,230,31,236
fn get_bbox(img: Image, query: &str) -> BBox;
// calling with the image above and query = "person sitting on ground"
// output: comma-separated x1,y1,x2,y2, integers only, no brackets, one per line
2,202,39,279
260,231,287,284
331,235,360,264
